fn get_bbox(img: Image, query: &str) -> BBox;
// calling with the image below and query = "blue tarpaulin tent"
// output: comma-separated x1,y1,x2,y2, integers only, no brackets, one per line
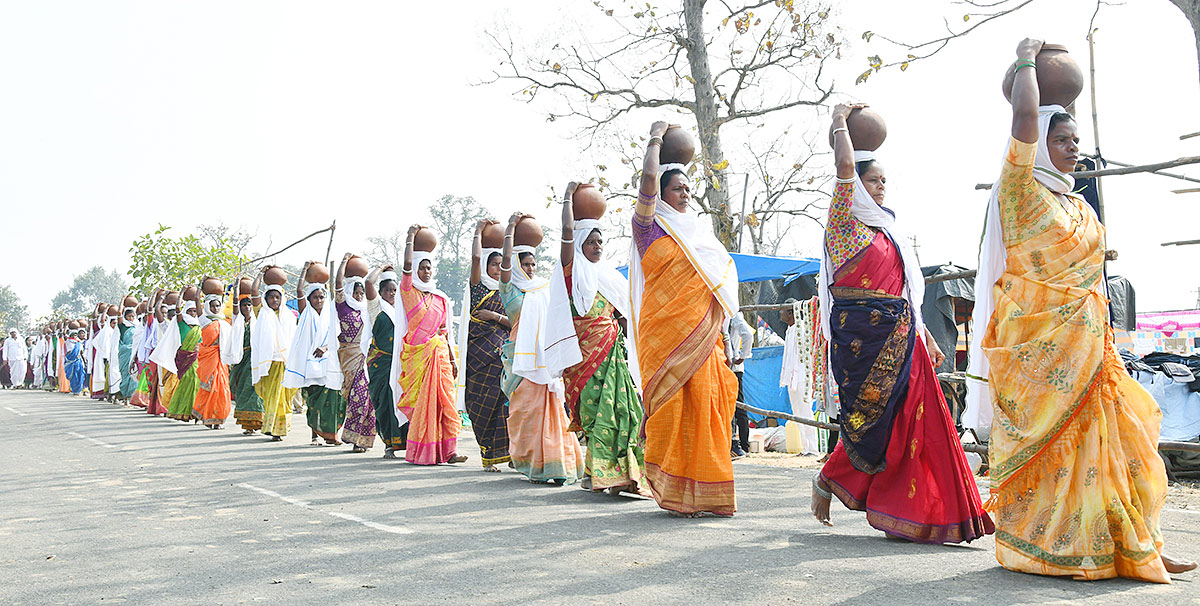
618,253,819,284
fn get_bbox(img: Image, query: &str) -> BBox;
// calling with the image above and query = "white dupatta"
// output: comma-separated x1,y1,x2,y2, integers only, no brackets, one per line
283,284,343,390
250,286,297,384
510,245,580,395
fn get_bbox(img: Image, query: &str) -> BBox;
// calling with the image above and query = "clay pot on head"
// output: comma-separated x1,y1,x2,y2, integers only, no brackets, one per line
413,228,438,253
345,255,369,278
263,265,287,286
164,291,180,307
660,125,695,166
136,301,148,315
182,285,198,301
202,277,225,296
106,304,119,317
480,222,506,249
122,295,138,308
95,302,107,315
572,184,607,220
1002,44,1083,109
828,106,888,151
68,320,80,330
305,262,331,284
238,276,254,294
513,215,544,248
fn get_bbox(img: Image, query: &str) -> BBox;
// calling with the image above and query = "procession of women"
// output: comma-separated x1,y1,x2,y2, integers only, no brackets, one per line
4,36,1196,585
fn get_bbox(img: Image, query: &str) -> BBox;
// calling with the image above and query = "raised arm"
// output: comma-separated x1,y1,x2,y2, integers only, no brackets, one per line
251,268,263,307
297,261,311,314
1011,38,1043,144
336,252,350,292
470,219,488,285
500,213,521,283
365,265,383,301
637,121,669,212
831,103,858,180
560,181,579,267
402,224,419,274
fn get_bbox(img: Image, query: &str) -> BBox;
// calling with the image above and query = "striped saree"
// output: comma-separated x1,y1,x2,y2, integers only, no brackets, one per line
396,274,460,465
465,282,510,466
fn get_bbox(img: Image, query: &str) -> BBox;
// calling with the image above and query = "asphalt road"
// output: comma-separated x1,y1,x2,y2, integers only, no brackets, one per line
2,389,1197,606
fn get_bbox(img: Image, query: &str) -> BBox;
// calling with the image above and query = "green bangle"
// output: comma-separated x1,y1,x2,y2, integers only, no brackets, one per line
1014,62,1036,73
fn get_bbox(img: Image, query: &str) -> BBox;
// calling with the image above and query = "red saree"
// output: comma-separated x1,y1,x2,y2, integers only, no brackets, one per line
820,232,993,543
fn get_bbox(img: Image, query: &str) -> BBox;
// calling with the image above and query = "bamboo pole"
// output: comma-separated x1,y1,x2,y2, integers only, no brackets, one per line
975,155,1200,189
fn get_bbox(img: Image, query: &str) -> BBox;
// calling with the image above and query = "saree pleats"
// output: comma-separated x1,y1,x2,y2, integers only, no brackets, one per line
367,313,404,449
337,300,376,449
983,138,1168,582
465,283,510,466
565,290,644,491
304,385,345,441
507,378,584,483
231,323,263,431
118,325,138,399
166,325,200,421
193,322,232,426
258,361,296,437
397,335,460,465
636,236,737,515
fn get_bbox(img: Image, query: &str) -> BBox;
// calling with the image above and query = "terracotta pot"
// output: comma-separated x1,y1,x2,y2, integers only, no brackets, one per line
123,295,138,308
164,291,179,307
481,222,505,249
263,265,287,286
95,302,107,314
305,262,331,284
514,216,544,248
202,277,225,296
238,277,254,294
182,285,198,301
413,228,438,253
345,255,369,278
1002,44,1083,109
68,320,80,330
106,304,119,317
572,184,607,220
660,125,695,165
828,106,887,151
136,301,148,315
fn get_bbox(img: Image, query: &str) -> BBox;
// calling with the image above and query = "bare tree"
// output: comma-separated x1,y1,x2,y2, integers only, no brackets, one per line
198,223,261,260
364,229,407,269
486,0,842,256
429,195,494,289
861,1,1200,85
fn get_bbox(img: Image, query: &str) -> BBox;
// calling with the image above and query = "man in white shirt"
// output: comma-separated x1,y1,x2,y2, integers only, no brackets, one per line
724,314,754,458
3,329,28,389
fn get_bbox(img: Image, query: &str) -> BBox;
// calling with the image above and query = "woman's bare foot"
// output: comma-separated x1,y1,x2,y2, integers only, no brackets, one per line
382,448,397,459
668,510,704,518
811,475,833,526
447,454,468,464
483,464,501,473
580,477,593,490
1162,553,1198,574
350,444,367,453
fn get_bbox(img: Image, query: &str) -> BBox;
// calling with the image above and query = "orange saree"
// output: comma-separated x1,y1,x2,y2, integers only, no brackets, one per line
637,235,738,516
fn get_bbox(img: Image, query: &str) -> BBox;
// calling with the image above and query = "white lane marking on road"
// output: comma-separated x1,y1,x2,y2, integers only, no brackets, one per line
1166,508,1200,516
237,483,412,535
66,431,117,448
3,407,27,416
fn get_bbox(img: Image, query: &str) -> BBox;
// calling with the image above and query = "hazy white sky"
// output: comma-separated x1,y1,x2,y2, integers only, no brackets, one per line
2,0,1198,319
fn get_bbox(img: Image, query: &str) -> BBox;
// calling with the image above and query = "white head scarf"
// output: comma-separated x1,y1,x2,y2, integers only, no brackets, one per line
509,244,581,394
180,301,200,326
628,165,740,357
964,105,1078,435
121,306,137,327
282,284,343,390
203,294,224,319
815,150,925,342
340,276,372,357
551,219,642,388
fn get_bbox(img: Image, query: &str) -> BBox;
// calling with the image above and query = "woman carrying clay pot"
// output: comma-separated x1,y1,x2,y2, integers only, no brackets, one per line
499,213,584,485
556,182,645,494
284,261,346,446
393,225,465,465
630,121,738,517
808,102,991,545
460,218,512,472
229,279,263,434
154,287,203,422
251,266,299,442
334,253,378,453
364,263,407,458
193,277,246,430
968,38,1194,580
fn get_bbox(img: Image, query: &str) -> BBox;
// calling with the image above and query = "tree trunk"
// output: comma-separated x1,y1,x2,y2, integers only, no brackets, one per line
1169,0,1200,84
683,0,736,251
